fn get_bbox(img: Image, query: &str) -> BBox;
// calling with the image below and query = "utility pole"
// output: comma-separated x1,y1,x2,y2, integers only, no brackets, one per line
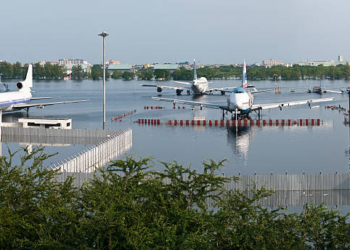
98,31,109,130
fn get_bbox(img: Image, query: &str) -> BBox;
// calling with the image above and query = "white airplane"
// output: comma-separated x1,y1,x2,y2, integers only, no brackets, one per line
0,64,88,113
152,60,334,118
142,59,237,95
307,81,343,94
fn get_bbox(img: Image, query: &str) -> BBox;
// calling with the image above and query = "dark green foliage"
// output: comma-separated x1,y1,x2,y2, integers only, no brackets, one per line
32,62,66,80
154,69,171,80
172,68,193,80
137,70,154,80
90,64,102,80
168,64,350,81
1,148,350,249
71,65,84,80
122,71,135,81
111,70,123,80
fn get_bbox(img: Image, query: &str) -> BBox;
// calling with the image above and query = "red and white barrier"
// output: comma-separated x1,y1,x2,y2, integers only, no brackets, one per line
136,119,322,127
144,106,165,110
111,110,137,121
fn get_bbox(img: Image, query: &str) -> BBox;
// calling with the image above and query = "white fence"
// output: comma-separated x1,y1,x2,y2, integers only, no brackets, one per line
228,173,350,191
49,129,132,174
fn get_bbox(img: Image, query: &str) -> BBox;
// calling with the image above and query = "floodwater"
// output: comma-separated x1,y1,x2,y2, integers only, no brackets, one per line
2,78,350,175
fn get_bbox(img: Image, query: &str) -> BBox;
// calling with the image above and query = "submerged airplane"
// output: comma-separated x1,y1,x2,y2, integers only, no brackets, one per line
142,59,237,95
0,64,88,113
152,60,334,118
307,82,343,94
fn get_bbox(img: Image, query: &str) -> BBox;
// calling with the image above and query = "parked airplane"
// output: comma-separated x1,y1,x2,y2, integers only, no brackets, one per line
142,59,238,95
307,82,343,94
0,64,88,113
152,61,334,119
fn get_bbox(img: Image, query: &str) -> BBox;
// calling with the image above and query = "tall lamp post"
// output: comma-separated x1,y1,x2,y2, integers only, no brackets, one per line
98,31,109,130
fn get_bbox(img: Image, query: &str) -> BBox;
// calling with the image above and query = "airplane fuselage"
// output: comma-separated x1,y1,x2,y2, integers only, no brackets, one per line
227,87,253,114
0,90,31,112
313,86,326,94
191,77,209,94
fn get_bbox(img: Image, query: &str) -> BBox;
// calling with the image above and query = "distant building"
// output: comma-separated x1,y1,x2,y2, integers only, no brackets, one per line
57,59,91,75
109,60,120,65
107,64,134,73
178,61,189,65
35,61,59,66
58,59,88,66
338,55,344,62
154,64,179,72
64,63,92,75
297,60,335,67
144,64,155,69
262,59,283,67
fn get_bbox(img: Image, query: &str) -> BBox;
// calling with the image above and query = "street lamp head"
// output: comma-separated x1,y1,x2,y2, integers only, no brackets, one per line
98,31,109,37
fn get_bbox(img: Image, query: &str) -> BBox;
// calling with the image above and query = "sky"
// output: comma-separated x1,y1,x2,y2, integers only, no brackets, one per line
1,0,350,65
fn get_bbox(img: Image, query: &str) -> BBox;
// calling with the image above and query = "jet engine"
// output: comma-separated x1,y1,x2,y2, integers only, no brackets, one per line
157,87,162,93
16,82,24,90
176,89,183,95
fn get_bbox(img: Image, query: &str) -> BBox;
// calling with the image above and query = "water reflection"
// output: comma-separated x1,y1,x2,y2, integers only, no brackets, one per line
226,126,254,164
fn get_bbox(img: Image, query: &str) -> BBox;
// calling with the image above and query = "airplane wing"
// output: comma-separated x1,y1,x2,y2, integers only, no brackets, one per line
173,81,191,85
251,97,334,111
207,86,237,94
326,89,343,94
151,97,226,110
206,87,272,95
141,84,190,90
30,97,56,100
13,99,89,110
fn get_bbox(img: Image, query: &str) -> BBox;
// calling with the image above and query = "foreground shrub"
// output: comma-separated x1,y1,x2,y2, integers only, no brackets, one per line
0,147,350,249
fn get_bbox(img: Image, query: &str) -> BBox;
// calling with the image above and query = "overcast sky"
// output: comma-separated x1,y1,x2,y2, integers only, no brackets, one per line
1,0,349,65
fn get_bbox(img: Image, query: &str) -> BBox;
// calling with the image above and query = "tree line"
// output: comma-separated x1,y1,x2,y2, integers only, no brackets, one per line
1,146,350,249
2,61,350,82
133,63,350,81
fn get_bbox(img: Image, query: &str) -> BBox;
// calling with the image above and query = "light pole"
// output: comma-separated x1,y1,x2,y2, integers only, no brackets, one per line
98,31,109,130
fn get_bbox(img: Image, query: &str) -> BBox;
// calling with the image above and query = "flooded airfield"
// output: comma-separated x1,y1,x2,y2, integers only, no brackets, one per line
2,78,350,176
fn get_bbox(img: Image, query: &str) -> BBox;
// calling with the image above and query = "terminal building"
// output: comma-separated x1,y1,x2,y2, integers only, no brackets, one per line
2,118,72,129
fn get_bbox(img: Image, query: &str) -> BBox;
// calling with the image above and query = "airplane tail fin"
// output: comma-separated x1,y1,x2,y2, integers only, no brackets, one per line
17,64,33,91
193,59,197,80
242,60,247,88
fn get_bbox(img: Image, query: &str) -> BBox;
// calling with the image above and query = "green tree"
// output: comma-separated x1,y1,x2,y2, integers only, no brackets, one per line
291,65,301,80
172,68,193,80
90,64,102,80
2,148,350,248
121,71,135,81
71,65,84,80
12,62,22,79
154,69,171,80
111,70,123,80
137,70,154,80
0,61,13,78
0,147,79,248
33,62,44,79
343,63,350,80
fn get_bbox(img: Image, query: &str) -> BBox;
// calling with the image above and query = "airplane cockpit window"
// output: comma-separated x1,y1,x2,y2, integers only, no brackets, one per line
233,88,247,94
